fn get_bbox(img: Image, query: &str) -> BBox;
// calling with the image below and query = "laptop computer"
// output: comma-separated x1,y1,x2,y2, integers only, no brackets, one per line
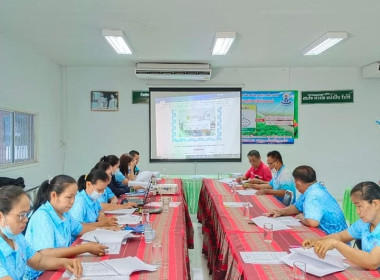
122,180,152,206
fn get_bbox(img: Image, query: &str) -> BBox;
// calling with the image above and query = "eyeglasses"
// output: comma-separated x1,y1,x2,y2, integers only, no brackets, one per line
9,210,31,221
267,160,277,166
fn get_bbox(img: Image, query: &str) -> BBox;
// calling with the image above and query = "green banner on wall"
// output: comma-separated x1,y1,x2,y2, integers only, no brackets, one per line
132,91,149,104
301,90,353,104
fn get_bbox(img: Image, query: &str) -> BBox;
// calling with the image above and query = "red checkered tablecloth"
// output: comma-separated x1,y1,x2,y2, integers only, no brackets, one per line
198,179,380,280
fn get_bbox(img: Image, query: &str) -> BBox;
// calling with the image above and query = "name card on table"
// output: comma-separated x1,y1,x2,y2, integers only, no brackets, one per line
240,252,288,264
223,202,253,208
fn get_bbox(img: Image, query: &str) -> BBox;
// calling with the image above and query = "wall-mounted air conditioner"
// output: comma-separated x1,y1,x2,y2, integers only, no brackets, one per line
362,62,380,78
135,63,211,80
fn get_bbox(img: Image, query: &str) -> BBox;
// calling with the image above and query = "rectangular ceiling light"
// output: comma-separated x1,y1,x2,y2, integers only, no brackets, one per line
102,29,133,54
303,32,348,56
212,32,236,55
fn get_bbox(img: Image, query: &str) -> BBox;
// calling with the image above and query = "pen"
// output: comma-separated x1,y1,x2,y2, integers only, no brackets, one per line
94,236,100,244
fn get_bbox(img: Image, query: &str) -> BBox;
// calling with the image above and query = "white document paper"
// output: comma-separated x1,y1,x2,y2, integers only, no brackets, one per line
81,229,132,243
169,202,181,207
274,216,302,226
128,181,149,188
136,171,153,182
240,251,288,264
280,250,349,277
117,215,141,225
251,216,290,231
104,208,137,215
218,178,235,184
70,262,119,278
223,202,253,208
102,256,157,276
236,189,257,195
145,202,162,207
80,241,122,255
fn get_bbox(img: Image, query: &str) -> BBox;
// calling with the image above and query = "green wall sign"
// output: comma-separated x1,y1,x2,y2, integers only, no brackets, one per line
132,91,149,104
301,90,353,104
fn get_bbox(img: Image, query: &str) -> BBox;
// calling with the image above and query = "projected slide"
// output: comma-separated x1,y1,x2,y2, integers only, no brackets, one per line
150,88,241,162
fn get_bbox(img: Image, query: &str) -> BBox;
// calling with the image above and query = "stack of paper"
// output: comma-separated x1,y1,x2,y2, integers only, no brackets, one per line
218,178,235,184
169,202,181,207
280,247,349,277
128,181,149,188
104,208,137,215
116,215,141,225
136,171,154,182
69,257,156,280
102,257,157,275
81,229,133,243
250,216,291,231
275,216,302,226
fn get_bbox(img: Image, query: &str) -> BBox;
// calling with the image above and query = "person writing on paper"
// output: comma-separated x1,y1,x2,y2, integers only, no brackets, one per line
69,169,118,227
250,151,296,204
0,186,82,280
92,161,137,210
236,150,272,185
303,181,380,270
129,150,140,176
265,165,347,234
24,175,108,280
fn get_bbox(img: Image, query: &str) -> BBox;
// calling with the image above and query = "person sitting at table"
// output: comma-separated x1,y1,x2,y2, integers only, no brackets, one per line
248,150,296,204
92,161,137,210
101,155,143,196
24,175,108,280
265,165,347,234
0,186,82,280
69,169,118,226
236,150,272,184
129,150,140,176
115,153,144,190
303,181,380,270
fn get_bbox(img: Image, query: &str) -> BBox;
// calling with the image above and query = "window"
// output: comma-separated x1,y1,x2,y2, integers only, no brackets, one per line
0,109,36,167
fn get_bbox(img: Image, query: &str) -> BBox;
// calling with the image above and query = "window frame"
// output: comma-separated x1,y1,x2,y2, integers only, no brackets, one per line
0,107,38,169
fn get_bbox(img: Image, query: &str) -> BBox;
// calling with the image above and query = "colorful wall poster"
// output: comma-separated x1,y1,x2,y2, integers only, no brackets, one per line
242,91,297,144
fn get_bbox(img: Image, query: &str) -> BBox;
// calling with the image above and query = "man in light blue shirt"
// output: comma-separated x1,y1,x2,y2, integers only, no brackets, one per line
266,165,347,234
255,151,296,204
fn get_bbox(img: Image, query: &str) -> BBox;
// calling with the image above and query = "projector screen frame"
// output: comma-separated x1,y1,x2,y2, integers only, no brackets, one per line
149,87,242,163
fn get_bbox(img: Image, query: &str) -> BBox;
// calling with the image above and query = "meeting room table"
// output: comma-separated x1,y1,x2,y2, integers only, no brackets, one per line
197,178,380,280
39,178,194,280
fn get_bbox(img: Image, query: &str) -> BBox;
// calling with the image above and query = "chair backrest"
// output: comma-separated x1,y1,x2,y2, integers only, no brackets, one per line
282,190,293,206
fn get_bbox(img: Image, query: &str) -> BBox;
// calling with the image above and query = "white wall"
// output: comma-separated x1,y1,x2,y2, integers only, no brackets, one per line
0,33,63,188
64,66,380,200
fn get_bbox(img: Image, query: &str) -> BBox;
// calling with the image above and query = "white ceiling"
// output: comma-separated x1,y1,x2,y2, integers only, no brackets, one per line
0,0,379,68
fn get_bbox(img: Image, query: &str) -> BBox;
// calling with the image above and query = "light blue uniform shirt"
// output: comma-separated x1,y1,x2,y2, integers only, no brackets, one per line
0,234,36,280
114,170,126,184
294,182,347,234
269,165,296,204
348,219,380,252
97,187,115,204
24,201,83,280
69,190,102,223
25,201,83,250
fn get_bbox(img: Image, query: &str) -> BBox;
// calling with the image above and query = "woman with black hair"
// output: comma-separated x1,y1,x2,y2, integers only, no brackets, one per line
24,175,108,279
69,169,117,227
303,181,380,270
0,186,82,280
92,161,137,210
